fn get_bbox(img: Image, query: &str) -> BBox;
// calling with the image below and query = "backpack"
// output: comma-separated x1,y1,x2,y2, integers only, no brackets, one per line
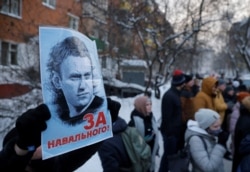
184,135,207,171
121,126,151,172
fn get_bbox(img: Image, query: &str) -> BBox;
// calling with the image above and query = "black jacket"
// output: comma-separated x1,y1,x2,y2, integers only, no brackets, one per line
0,128,102,172
98,117,132,172
160,86,183,135
233,105,250,172
237,134,250,171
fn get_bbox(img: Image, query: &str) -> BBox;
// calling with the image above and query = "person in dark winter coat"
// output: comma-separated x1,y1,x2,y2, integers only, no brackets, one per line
236,134,250,171
159,69,186,172
220,85,237,160
98,116,132,172
0,99,119,172
223,86,237,107
192,77,201,97
232,95,250,172
229,92,250,156
181,74,196,123
222,85,237,122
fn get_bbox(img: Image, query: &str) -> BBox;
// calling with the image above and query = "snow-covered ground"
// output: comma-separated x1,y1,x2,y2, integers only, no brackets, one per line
75,83,232,172
0,83,232,172
75,84,168,172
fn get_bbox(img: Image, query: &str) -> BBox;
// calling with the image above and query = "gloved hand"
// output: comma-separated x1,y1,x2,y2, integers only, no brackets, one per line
107,98,121,122
217,130,229,148
16,104,51,151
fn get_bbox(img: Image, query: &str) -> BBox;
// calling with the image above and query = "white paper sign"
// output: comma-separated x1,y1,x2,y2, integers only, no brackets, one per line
39,27,112,160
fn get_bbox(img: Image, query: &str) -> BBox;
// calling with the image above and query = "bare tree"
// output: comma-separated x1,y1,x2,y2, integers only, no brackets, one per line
227,18,250,76
81,0,239,98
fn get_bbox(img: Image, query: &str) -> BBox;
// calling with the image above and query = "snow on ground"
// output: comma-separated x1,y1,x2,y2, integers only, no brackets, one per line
75,83,232,172
75,85,168,172
0,83,232,171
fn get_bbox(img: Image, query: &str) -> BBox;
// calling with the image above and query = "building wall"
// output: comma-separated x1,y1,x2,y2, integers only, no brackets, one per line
0,0,85,83
0,0,83,43
122,71,145,86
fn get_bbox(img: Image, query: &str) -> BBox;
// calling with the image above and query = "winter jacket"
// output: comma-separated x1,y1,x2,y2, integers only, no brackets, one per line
160,86,183,135
0,128,102,172
229,102,240,134
229,102,240,155
185,120,226,172
129,110,160,172
129,110,155,144
160,86,185,153
213,91,227,123
193,77,218,114
98,117,132,172
222,88,236,110
237,134,250,171
233,105,250,172
181,85,195,123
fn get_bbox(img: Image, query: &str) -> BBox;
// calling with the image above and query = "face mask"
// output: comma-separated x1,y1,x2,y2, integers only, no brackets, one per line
207,128,222,136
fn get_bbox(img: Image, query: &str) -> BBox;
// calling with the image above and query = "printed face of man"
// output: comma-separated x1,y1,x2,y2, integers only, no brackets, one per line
56,55,94,116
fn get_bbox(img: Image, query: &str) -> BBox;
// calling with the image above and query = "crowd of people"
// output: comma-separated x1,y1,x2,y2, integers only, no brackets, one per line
1,68,250,172
158,69,250,172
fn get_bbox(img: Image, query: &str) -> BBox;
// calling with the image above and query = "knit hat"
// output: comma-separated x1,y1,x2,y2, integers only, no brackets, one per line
236,91,250,102
184,74,193,83
241,96,250,112
134,96,151,116
194,108,220,129
172,69,186,86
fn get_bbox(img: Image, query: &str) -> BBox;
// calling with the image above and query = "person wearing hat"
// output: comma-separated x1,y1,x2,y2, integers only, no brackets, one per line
159,69,186,172
232,94,250,172
193,76,218,114
184,108,229,172
128,95,160,172
180,73,196,154
215,79,237,161
213,79,228,124
229,92,250,156
181,74,196,124
99,99,134,172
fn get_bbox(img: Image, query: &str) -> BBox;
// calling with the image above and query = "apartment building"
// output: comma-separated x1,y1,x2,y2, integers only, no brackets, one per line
0,0,110,85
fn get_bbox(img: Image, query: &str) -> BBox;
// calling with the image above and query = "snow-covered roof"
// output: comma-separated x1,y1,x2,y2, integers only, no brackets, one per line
120,59,147,68
103,78,145,91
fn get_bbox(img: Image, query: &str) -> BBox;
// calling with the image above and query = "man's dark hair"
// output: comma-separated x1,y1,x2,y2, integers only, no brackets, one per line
47,36,91,80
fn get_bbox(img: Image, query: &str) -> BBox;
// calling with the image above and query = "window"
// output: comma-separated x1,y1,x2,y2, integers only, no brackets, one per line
42,0,56,8
0,0,22,17
1,42,18,66
68,14,79,30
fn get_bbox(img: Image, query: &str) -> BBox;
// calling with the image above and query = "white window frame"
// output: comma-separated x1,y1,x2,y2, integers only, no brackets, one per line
0,0,22,18
0,41,18,66
42,0,56,9
68,13,79,30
